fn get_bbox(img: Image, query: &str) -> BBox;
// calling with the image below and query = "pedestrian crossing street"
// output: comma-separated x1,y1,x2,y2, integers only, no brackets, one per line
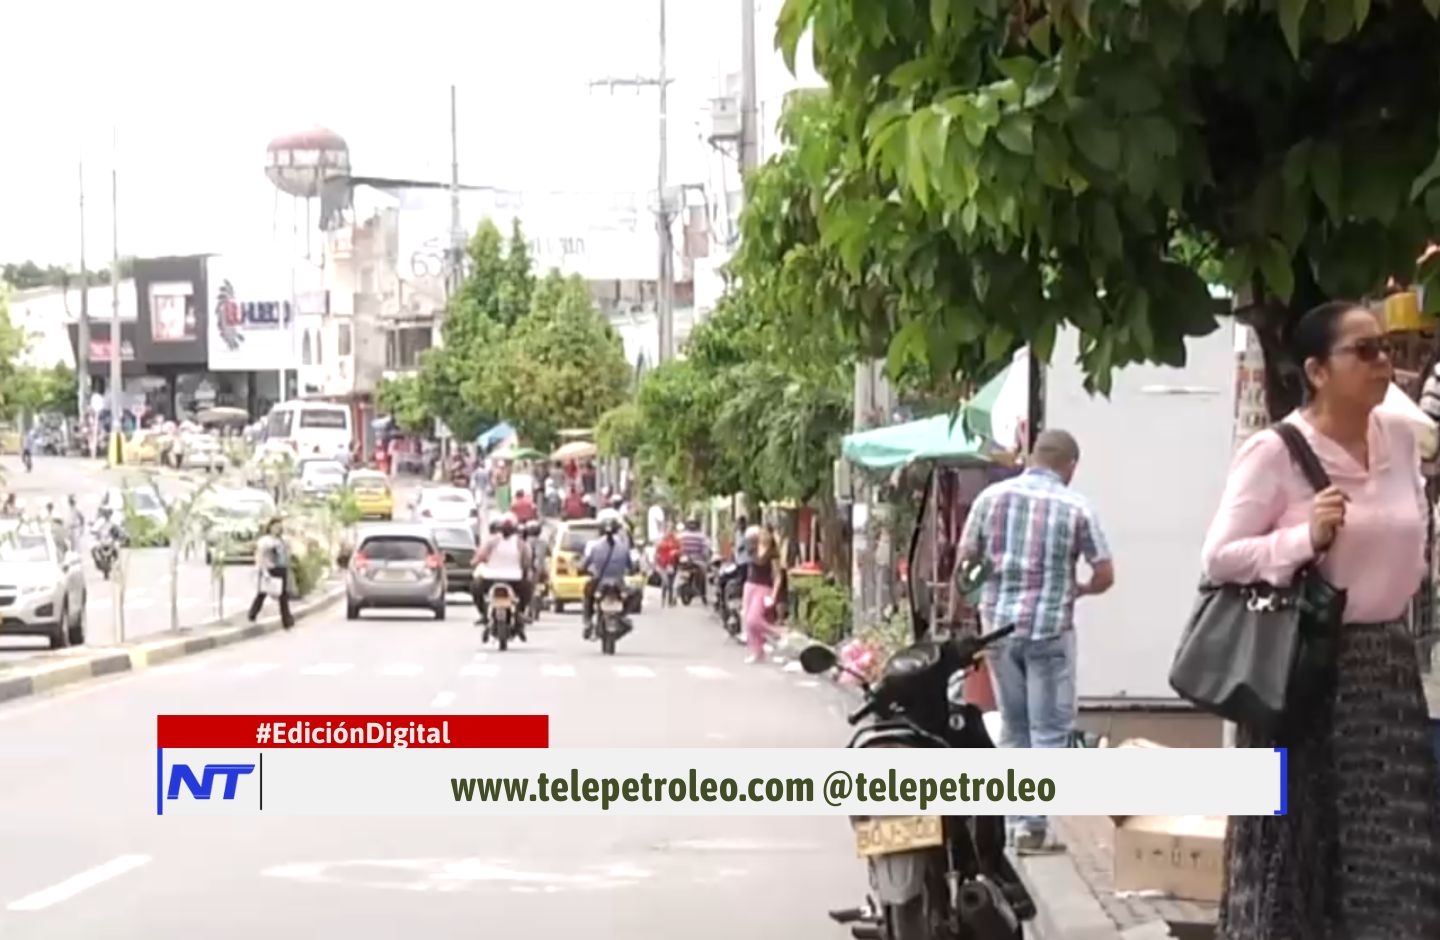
144,655,816,686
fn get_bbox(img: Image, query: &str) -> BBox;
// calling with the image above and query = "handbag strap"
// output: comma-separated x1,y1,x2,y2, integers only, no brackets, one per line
1272,422,1333,493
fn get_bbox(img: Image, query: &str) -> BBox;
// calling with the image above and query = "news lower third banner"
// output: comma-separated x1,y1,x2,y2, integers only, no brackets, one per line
155,715,1287,817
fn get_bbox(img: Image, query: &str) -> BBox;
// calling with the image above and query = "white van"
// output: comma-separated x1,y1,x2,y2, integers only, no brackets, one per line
263,401,352,463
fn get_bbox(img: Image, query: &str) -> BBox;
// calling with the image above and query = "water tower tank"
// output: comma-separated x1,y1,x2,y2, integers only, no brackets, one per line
265,127,351,198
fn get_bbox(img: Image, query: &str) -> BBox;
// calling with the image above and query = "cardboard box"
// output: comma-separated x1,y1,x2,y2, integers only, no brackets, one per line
1112,815,1227,903
1108,738,1226,903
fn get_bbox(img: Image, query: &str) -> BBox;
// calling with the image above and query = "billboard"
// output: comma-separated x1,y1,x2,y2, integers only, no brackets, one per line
149,282,198,342
205,255,298,372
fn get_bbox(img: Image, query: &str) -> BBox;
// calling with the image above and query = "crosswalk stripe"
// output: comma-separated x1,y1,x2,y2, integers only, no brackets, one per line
379,663,423,677
685,665,730,680
614,665,656,679
300,663,353,676
540,664,576,678
232,663,279,677
460,663,499,678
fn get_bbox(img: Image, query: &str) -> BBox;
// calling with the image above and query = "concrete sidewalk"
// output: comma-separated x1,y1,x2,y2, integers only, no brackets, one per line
0,579,344,705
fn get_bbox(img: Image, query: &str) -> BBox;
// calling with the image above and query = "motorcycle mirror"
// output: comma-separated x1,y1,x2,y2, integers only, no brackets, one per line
798,644,838,675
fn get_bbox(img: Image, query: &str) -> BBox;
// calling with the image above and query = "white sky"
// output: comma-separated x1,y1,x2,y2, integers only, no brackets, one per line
0,0,819,268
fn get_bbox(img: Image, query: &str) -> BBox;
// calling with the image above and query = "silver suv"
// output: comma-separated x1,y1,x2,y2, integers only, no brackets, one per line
0,519,87,648
345,524,446,621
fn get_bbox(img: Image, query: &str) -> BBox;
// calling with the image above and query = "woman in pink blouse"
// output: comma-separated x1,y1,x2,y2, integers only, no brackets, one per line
1203,301,1440,939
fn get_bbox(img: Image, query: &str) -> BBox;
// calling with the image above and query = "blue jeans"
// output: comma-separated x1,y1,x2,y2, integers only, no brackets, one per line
989,630,1077,837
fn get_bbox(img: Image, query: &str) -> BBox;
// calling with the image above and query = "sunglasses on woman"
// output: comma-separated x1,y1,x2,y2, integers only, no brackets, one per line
1332,336,1393,363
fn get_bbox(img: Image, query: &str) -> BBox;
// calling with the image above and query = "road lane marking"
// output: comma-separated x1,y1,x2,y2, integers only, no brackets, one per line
232,662,280,677
613,665,655,679
379,663,424,677
540,664,576,678
300,663,354,676
684,666,730,680
430,691,456,708
150,662,207,675
7,854,152,911
460,663,499,678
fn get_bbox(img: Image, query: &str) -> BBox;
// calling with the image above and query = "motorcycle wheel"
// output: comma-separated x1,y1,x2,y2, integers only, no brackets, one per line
496,622,509,652
601,632,615,655
679,587,694,607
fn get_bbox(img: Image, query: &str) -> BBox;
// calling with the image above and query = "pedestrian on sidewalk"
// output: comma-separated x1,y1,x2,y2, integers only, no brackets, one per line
742,526,784,664
66,495,85,551
1203,302,1440,939
248,516,295,630
956,429,1114,854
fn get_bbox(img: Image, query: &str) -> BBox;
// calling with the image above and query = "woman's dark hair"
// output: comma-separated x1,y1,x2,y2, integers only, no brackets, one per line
1289,299,1363,395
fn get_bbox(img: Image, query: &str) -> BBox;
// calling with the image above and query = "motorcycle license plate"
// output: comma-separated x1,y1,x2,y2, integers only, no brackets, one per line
852,816,943,858
600,598,624,613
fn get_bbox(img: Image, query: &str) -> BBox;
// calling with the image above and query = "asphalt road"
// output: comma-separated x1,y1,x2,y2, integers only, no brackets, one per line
0,592,869,939
0,455,258,661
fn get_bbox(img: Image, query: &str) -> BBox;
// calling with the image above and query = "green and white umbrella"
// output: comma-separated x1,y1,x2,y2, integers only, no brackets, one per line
962,347,1030,451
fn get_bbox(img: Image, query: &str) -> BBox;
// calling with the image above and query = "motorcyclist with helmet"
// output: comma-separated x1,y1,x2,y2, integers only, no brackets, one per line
522,519,550,618
471,512,534,643
580,509,634,640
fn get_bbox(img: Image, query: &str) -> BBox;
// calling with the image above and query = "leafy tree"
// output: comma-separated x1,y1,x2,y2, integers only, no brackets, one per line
0,300,73,421
416,219,534,440
596,401,645,459
775,0,1440,416
462,272,630,450
375,374,432,435
0,296,25,418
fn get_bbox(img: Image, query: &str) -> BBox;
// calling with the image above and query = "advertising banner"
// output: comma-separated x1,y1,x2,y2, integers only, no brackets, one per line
149,281,198,342
205,255,298,372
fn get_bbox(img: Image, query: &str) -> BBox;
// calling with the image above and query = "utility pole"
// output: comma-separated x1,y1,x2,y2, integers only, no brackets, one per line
740,0,760,176
448,83,465,301
108,127,123,466
588,0,678,363
77,159,91,433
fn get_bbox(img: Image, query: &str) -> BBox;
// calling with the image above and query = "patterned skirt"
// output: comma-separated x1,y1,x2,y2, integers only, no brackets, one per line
1219,622,1440,940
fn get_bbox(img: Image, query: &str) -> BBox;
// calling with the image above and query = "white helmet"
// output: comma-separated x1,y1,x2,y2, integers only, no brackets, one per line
597,507,623,526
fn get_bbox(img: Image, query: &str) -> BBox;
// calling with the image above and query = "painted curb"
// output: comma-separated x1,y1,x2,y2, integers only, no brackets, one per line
0,580,344,705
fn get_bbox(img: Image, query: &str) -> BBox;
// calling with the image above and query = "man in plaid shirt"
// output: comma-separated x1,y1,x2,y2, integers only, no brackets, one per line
958,429,1115,853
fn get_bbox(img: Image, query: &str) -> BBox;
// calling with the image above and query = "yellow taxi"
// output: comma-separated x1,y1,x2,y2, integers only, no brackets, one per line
549,518,645,614
346,469,395,520
126,429,162,464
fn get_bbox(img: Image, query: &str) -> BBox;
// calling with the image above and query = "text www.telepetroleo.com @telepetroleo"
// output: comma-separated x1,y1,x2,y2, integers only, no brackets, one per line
153,715,1288,817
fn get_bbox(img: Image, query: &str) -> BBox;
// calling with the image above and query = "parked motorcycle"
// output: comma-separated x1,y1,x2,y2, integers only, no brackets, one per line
716,561,743,638
593,579,632,655
676,556,706,606
484,583,520,651
799,623,1035,940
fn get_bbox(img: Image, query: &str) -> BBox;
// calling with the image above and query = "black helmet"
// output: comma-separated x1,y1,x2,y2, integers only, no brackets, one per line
600,517,622,537
685,517,701,531
488,519,502,534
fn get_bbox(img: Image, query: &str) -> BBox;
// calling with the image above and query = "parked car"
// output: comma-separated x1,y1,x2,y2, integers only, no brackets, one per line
0,519,86,648
99,485,171,546
411,486,478,525
428,523,478,598
345,524,447,621
196,487,276,564
548,519,645,614
347,469,395,520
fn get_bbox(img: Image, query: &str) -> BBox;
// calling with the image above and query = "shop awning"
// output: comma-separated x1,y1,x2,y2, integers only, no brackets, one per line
842,414,992,470
475,422,516,450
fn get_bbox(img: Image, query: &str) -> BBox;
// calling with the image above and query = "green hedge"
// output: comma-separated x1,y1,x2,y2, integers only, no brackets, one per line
790,577,851,645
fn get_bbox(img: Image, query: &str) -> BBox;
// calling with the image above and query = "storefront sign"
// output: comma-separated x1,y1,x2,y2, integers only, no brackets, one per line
205,255,298,372
90,339,136,361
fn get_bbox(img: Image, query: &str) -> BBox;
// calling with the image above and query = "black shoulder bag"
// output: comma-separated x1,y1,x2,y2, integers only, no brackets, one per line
1168,423,1346,735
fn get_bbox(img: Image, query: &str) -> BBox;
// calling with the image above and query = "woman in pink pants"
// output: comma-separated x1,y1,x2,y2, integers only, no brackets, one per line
742,527,782,663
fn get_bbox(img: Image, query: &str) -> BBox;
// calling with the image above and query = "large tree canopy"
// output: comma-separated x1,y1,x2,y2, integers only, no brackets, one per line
462,271,631,451
776,0,1440,414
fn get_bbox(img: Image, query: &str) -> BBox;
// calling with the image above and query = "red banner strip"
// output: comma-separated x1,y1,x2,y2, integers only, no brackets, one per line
157,714,548,748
